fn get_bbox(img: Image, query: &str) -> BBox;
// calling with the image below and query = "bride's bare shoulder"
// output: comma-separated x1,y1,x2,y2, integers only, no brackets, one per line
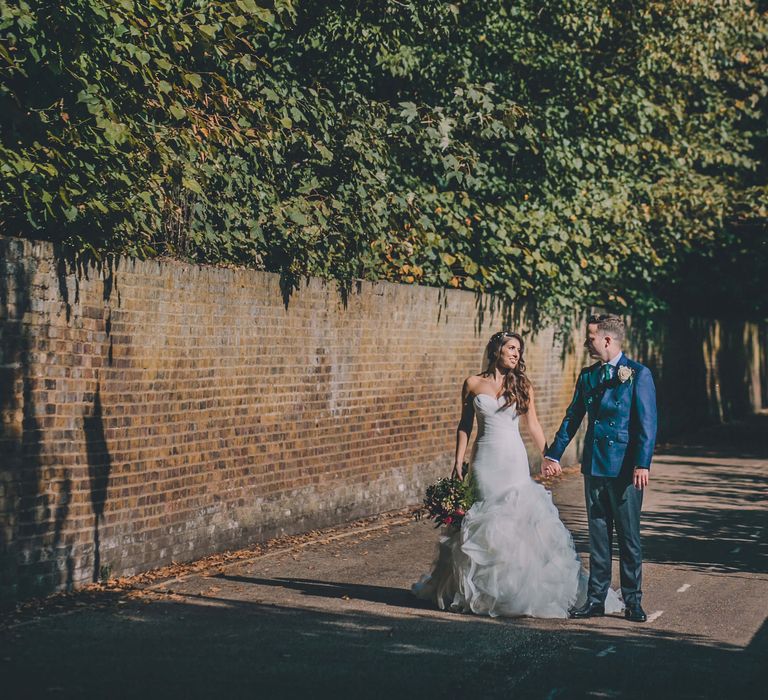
463,374,486,394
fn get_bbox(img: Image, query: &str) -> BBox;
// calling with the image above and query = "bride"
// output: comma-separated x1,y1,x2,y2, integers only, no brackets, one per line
413,331,622,618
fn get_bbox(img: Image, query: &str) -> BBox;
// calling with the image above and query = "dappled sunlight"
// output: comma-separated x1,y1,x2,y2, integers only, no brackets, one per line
2,415,766,698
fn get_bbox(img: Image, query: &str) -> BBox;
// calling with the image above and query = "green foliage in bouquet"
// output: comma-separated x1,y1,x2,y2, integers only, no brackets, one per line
1,1,765,320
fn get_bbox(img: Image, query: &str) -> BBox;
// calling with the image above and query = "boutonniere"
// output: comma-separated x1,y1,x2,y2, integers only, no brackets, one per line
617,366,635,384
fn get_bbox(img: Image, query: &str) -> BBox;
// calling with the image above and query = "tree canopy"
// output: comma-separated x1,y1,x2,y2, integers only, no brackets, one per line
1,0,766,321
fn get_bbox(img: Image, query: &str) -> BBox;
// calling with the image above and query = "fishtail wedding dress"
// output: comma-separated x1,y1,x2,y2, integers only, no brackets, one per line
413,394,623,618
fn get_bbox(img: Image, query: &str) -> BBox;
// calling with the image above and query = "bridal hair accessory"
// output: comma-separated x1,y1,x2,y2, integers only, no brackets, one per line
617,366,634,383
490,330,514,341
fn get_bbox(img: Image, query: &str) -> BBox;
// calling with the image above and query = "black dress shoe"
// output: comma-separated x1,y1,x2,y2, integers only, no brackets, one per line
625,603,647,622
569,602,605,619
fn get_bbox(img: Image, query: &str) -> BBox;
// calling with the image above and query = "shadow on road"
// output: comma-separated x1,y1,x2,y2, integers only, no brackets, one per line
215,574,427,610
659,411,768,460
2,592,765,699
644,413,768,575
558,414,768,576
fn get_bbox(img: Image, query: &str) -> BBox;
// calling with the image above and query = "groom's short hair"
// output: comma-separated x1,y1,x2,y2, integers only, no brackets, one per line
588,314,625,342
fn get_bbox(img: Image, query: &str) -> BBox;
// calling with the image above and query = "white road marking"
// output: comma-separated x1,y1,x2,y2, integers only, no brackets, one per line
596,645,616,657
545,689,561,700
730,547,741,554
646,610,664,623
676,584,691,593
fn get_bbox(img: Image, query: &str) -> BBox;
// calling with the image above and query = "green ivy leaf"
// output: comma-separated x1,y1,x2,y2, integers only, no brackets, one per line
185,73,203,89
154,57,173,71
182,176,203,194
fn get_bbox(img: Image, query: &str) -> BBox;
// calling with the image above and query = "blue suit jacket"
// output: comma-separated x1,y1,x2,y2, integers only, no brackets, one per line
545,355,658,477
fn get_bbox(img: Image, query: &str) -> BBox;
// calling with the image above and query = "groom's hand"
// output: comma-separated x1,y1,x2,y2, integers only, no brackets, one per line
541,457,562,478
633,467,649,490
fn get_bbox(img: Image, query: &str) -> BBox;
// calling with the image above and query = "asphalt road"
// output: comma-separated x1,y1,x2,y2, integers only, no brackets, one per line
3,417,767,699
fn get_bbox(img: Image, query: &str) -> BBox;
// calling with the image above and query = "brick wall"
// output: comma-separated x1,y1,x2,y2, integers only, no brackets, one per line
0,236,584,602
0,235,764,603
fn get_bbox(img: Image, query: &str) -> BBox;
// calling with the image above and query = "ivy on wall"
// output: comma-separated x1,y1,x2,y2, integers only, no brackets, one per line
1,1,766,321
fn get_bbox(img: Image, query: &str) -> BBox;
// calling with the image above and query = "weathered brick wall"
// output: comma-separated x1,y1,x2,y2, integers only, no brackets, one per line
1,235,764,603
0,236,584,602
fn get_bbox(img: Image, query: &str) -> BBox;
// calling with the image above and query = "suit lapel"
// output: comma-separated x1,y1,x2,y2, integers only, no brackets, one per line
585,363,602,413
587,362,601,391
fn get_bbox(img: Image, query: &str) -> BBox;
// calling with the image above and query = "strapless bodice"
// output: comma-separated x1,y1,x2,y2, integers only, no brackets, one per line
471,393,529,497
473,393,520,438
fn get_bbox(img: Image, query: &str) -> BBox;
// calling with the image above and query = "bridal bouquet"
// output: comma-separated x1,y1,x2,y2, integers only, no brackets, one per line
422,468,477,528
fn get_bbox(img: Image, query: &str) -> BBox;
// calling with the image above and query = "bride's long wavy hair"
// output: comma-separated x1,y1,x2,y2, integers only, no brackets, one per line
482,331,531,414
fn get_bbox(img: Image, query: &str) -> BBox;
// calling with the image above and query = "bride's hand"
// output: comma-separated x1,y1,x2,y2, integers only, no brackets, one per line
541,457,558,477
451,464,462,480
543,457,562,477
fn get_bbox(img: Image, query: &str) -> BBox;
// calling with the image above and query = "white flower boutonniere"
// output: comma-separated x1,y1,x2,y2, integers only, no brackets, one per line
617,366,634,384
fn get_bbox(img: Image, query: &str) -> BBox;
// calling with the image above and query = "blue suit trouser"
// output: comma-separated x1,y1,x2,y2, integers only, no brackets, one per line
584,473,643,606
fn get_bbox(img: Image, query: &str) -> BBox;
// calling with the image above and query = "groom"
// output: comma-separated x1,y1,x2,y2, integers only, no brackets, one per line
543,314,657,623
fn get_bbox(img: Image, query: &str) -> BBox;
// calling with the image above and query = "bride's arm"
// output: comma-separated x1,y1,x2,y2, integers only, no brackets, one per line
452,378,475,479
522,385,547,454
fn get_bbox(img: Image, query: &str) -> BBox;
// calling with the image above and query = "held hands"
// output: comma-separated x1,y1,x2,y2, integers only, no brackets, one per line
540,458,647,485
541,457,562,478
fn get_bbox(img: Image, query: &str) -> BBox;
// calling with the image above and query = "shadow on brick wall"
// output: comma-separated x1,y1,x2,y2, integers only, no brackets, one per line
471,293,532,340
83,384,112,583
0,240,48,606
2,242,135,605
0,241,105,605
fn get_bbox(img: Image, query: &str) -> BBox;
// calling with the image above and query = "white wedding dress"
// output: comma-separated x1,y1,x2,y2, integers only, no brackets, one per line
413,394,623,618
